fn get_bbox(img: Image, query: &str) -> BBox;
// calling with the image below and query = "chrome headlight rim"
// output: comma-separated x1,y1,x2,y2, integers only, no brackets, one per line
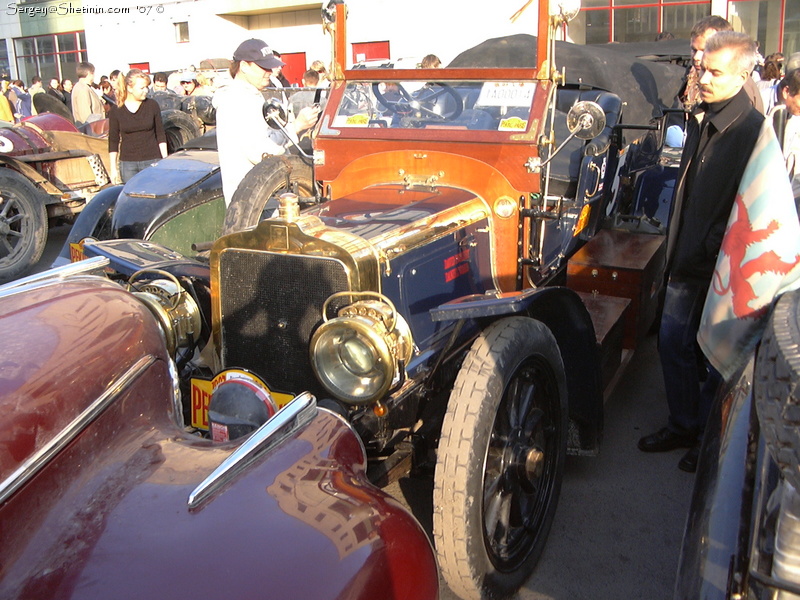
128,269,202,357
310,314,394,406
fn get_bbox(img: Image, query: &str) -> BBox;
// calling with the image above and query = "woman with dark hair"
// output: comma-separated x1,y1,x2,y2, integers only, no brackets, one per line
108,69,167,183
758,59,784,112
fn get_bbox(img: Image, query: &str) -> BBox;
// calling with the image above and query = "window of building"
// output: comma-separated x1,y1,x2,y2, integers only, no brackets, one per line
13,32,86,85
784,0,800,56
175,22,190,43
570,0,795,53
569,0,711,43
728,0,792,57
0,40,10,80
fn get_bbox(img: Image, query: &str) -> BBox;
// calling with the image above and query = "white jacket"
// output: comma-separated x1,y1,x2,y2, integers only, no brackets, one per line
212,78,296,206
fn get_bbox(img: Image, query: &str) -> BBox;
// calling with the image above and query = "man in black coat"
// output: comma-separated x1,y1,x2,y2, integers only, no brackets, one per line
638,31,764,472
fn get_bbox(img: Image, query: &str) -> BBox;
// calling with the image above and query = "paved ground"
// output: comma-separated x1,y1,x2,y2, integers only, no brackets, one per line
35,223,72,274
394,333,694,600
32,227,694,600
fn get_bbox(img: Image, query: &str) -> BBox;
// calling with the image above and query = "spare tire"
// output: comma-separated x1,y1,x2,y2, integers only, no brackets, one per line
222,154,314,235
755,289,800,491
182,95,216,126
161,109,201,153
151,90,184,111
33,93,74,122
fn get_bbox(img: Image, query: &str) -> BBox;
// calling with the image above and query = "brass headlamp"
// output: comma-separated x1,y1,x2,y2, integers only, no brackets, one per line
310,291,414,405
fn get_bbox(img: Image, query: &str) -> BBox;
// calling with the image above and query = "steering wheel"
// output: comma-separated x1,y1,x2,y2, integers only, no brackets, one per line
339,84,374,116
262,98,287,130
372,82,463,121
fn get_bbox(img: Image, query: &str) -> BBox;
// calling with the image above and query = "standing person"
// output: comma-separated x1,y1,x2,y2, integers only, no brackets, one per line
108,69,167,184
310,60,330,87
638,31,764,472
212,38,319,207
178,72,208,96
419,54,442,68
61,78,73,108
0,90,13,123
29,76,44,114
46,78,66,105
151,72,171,93
71,62,104,127
289,69,321,116
680,16,764,114
8,80,31,120
757,58,782,112
270,51,291,88
775,68,800,200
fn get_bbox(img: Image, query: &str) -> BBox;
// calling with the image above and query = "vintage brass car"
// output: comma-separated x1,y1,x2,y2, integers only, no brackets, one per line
23,1,687,598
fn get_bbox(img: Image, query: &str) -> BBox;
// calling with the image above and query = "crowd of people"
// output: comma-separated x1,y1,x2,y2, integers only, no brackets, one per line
0,45,329,189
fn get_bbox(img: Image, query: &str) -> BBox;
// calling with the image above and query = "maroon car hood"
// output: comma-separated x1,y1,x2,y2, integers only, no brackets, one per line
0,278,438,600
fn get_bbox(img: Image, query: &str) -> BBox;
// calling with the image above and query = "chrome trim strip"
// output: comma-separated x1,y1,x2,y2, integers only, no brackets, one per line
188,392,317,509
0,354,156,506
0,256,110,298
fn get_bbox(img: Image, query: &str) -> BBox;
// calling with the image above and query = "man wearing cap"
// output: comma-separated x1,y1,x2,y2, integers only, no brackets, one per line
213,38,320,207
179,72,209,96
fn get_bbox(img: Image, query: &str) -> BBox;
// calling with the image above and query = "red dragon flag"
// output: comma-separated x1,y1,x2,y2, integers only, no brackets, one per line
697,118,800,380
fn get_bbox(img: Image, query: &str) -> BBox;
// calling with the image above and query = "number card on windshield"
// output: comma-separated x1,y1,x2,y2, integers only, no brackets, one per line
477,82,536,107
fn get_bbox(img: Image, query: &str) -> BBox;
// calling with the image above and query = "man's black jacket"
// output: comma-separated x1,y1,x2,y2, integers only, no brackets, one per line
666,86,764,283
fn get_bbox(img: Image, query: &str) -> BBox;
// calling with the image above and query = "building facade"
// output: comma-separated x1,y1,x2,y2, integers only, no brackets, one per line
0,0,796,85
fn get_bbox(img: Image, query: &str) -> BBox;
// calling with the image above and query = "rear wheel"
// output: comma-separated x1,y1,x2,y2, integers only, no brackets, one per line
0,171,48,283
222,155,314,235
434,317,567,600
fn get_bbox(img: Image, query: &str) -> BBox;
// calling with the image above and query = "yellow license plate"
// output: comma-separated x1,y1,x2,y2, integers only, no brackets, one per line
69,241,86,262
190,369,295,430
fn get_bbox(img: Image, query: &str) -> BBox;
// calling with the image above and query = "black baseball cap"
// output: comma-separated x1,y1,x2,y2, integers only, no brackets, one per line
233,39,285,70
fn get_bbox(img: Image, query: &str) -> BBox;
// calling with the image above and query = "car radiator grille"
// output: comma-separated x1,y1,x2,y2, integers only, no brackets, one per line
218,250,350,396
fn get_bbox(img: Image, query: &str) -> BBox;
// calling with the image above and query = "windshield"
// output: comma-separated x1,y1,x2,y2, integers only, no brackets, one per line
332,80,537,132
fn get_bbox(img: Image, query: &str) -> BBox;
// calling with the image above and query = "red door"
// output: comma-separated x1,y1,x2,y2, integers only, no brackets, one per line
352,41,390,64
280,52,306,86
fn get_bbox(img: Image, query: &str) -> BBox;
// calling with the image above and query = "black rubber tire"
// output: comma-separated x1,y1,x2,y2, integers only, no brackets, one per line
221,154,314,235
754,289,800,491
33,93,74,123
161,109,201,154
434,317,568,600
0,170,48,283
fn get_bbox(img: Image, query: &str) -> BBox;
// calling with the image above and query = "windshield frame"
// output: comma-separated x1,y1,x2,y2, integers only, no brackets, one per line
319,68,546,143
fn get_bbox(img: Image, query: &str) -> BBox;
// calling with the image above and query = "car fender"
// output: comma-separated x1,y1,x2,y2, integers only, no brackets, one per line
432,285,602,453
110,151,224,255
0,155,63,199
52,184,124,267
674,362,757,600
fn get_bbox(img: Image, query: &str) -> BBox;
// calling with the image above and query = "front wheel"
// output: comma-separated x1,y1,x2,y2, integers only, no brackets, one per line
434,317,567,600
